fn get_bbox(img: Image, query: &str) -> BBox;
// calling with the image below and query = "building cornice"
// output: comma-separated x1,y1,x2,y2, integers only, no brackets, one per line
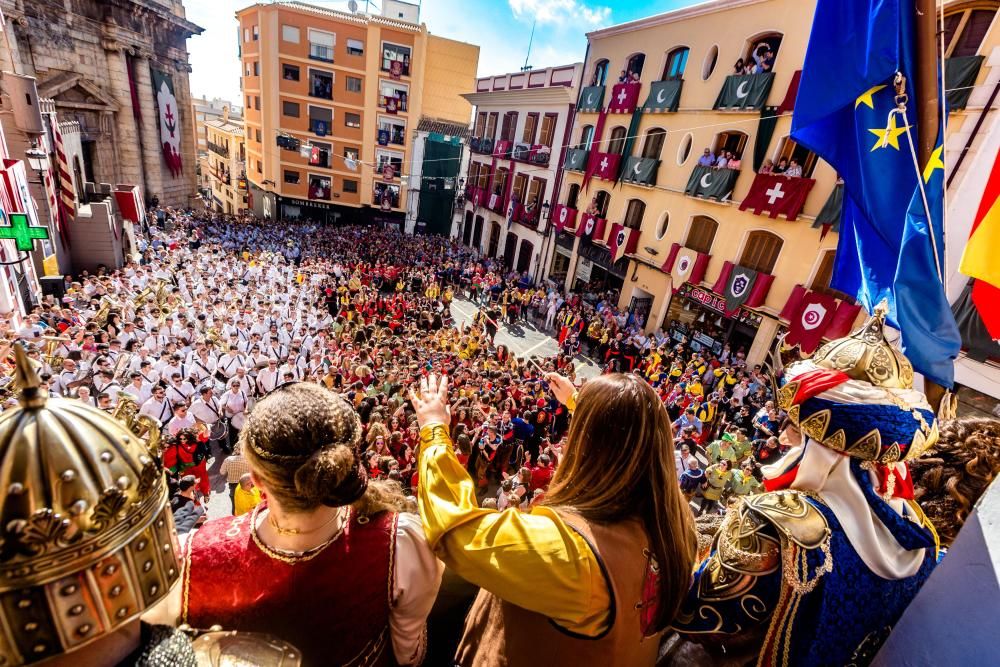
462,87,577,107
586,0,773,39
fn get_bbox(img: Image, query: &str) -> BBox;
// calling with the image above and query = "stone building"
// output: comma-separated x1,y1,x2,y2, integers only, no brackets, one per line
0,0,203,208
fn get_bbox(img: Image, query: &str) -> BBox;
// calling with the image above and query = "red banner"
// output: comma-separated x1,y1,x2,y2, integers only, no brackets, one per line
551,204,577,232
608,82,641,113
577,213,606,239
608,224,638,263
784,289,838,354
666,245,710,291
592,152,620,181
739,173,815,221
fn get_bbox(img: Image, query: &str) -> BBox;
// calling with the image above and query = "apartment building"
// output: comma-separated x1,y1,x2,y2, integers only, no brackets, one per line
459,64,583,278
203,107,248,215
236,1,479,225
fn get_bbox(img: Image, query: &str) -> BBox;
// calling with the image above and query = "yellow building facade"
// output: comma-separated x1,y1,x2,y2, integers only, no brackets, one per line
554,0,850,366
236,1,478,225
204,108,248,215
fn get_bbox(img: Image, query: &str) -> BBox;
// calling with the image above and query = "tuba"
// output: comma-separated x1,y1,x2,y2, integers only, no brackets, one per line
111,392,163,456
41,335,70,372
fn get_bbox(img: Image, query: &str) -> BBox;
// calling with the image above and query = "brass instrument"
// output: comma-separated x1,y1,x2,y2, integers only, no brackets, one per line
41,335,71,372
93,295,120,329
111,391,162,455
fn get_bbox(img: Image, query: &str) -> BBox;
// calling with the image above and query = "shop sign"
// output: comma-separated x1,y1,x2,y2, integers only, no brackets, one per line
676,283,763,328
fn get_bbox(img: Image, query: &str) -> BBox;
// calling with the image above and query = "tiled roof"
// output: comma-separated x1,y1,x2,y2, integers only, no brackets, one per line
416,117,472,139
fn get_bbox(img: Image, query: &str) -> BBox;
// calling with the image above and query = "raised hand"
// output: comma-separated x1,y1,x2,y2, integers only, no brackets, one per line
409,373,451,429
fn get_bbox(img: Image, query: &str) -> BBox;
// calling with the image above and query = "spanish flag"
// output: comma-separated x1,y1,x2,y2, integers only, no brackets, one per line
959,150,1000,338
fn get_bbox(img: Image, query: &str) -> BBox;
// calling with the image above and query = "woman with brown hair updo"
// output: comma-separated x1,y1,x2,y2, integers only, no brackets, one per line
145,382,443,665
910,417,1000,547
410,372,697,666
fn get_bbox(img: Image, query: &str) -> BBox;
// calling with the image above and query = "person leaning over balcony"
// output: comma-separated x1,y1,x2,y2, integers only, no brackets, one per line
784,157,803,177
698,148,715,167
411,372,697,666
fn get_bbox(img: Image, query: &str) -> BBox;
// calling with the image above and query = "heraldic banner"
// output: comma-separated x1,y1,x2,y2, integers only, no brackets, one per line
151,68,183,177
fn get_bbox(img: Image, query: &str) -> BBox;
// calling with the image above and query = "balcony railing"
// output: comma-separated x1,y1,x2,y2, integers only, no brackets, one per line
379,95,408,113
382,60,411,78
309,44,334,63
309,81,333,100
470,137,494,155
511,143,551,166
563,148,588,172
207,141,228,159
309,119,331,136
621,156,660,187
493,140,513,159
713,72,775,111
578,85,605,112
685,164,740,201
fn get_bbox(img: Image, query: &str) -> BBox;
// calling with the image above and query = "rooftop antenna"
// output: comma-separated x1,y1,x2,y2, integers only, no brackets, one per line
521,19,536,71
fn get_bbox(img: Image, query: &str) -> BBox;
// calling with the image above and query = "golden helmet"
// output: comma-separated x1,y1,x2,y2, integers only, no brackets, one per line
0,345,179,664
810,301,914,390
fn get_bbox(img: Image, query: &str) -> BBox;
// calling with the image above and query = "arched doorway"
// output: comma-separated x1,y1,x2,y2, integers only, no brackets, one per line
516,239,534,274
503,231,518,268
472,215,484,249
487,222,502,258
463,210,473,245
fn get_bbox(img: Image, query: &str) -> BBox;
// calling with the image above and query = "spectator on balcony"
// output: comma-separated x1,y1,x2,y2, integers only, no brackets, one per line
773,157,789,174
714,151,729,169
759,158,775,174
698,148,715,167
586,196,600,218
727,152,742,170
733,58,747,75
618,69,629,83
784,157,803,178
629,71,640,83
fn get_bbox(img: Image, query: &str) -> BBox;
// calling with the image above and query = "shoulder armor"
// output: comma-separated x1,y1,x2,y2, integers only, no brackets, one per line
191,629,301,666
743,491,829,550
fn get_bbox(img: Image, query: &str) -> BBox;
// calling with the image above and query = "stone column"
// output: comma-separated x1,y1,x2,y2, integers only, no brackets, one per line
102,42,144,187
132,52,171,203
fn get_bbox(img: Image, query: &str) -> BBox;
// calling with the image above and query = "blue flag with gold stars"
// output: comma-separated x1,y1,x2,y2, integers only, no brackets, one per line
791,0,959,387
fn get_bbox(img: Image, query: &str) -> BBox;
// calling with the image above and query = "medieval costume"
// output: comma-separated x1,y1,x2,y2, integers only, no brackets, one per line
673,308,943,666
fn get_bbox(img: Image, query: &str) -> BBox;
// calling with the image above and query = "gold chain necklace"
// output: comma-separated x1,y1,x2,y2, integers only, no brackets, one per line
251,505,349,564
267,507,342,536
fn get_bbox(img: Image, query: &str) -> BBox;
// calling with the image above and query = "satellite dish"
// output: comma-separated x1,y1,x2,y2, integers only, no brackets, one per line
348,0,359,12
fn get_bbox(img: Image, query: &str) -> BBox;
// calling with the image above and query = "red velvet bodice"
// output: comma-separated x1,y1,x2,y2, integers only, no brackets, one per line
183,506,397,666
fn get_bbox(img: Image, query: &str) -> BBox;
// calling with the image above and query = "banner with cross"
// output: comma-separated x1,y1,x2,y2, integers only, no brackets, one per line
739,172,816,220
0,211,50,253
151,68,183,177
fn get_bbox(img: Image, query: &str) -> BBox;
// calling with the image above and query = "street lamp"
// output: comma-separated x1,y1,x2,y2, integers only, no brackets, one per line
24,147,50,176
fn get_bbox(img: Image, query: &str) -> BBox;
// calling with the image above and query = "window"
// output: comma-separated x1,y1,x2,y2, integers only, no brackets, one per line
500,112,519,142
309,142,331,168
944,6,997,57
282,24,300,43
343,179,359,193
512,173,529,203
677,132,693,165
641,128,666,160
346,76,362,93
566,184,581,209
284,170,300,184
246,95,251,108
310,69,334,100
592,59,609,86
345,112,361,128
252,25,259,41
382,42,412,76
309,106,333,135
379,117,405,145
474,112,487,137
810,249,853,300
255,128,261,143
522,114,538,144
714,130,748,157
282,101,300,117
283,64,300,81
309,175,331,200
254,96,260,111
526,177,545,209
309,29,336,63
745,32,783,70
625,53,646,79
623,199,646,230
740,230,783,273
256,159,262,173
663,47,689,80
344,147,359,162
655,211,670,240
686,215,718,254
580,125,594,150
774,137,818,177
379,81,409,112
485,112,498,140
253,61,259,76
608,126,627,155
593,191,611,218
243,28,249,43
539,113,557,147
347,39,365,56
703,44,719,80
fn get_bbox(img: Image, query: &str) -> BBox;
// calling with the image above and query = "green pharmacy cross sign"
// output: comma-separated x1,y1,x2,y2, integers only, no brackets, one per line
0,212,49,252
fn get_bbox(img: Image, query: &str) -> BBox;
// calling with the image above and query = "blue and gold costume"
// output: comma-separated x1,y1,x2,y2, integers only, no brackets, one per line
673,306,942,666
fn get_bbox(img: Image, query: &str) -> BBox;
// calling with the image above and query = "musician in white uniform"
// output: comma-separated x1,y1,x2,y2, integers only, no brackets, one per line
190,385,226,450
140,384,173,424
255,358,280,395
123,372,153,405
219,379,251,452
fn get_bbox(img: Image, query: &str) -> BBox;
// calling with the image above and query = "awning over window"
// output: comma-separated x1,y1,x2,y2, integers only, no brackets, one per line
642,80,682,113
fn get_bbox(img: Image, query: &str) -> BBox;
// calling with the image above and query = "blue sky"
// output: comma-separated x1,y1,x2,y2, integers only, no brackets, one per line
185,0,702,106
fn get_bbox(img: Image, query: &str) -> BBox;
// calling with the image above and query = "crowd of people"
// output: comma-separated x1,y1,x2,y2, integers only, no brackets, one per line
1,207,999,666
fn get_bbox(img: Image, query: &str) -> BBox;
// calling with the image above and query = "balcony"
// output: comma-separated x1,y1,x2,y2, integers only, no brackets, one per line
308,177,331,201
470,137,494,155
563,148,588,172
378,128,406,146
591,151,621,181
206,141,228,159
642,80,683,113
382,60,411,78
512,143,551,167
578,85,605,113
621,156,660,187
550,204,578,232
309,119,331,136
608,82,641,114
493,139,513,159
685,164,740,201
309,76,333,101
379,95,408,113
308,44,334,64
713,72,775,111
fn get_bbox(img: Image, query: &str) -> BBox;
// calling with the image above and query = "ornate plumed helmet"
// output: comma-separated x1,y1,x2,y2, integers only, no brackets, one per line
0,345,179,664
777,304,938,463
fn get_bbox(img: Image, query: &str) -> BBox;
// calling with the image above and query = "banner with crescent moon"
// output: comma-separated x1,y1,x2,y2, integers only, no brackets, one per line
577,85,605,112
667,246,710,292
642,80,682,113
563,148,588,172
784,289,837,353
621,156,659,186
713,72,775,111
684,165,739,201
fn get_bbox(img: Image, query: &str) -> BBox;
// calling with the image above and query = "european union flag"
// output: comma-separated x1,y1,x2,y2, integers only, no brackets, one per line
791,0,960,387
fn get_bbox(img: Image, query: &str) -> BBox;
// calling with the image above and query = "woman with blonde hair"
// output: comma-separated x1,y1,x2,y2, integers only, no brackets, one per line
147,382,443,665
411,372,697,665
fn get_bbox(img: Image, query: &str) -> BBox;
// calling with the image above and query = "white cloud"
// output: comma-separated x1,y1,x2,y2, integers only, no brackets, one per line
508,0,612,26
